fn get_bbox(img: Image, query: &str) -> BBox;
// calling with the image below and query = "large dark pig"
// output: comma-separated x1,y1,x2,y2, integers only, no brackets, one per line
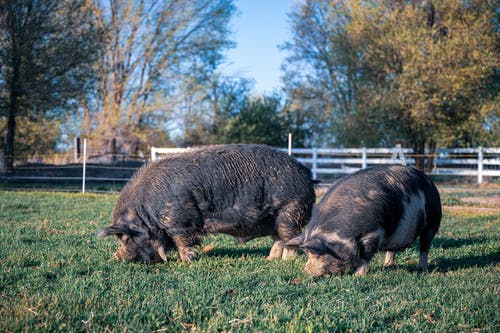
286,165,441,276
98,144,316,263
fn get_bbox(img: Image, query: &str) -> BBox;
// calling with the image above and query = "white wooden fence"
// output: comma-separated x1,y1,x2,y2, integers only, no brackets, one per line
282,146,500,184
151,146,500,184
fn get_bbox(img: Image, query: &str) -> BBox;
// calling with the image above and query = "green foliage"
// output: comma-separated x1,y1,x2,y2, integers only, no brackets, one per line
181,75,254,146
219,95,290,146
282,0,361,147
0,190,498,332
282,0,499,149
0,0,101,116
86,0,236,155
10,118,61,162
0,0,102,167
181,78,313,147
348,0,499,150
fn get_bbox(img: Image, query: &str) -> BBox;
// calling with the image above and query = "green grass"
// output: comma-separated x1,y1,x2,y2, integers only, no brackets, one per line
0,190,499,332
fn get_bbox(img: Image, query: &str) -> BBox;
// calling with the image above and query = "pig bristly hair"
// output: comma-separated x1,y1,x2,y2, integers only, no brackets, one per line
286,165,442,275
114,145,314,234
99,144,317,263
305,165,440,244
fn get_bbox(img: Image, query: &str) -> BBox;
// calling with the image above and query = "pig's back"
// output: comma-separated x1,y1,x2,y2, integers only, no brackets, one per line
315,165,435,238
120,144,314,218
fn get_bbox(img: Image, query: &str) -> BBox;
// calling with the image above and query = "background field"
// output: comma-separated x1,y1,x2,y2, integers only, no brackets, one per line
0,187,499,332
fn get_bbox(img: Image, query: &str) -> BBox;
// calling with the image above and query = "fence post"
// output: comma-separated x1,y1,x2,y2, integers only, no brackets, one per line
288,133,292,156
312,147,318,180
82,138,87,193
362,147,367,169
391,145,397,164
151,147,156,161
477,147,483,185
400,146,407,166
111,138,117,161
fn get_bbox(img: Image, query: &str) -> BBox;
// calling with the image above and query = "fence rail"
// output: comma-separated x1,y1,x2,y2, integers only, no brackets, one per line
284,146,500,183
153,146,500,184
1,145,499,193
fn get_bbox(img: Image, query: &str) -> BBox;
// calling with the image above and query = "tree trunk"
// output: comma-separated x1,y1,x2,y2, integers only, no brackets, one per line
111,137,117,161
4,23,21,170
4,111,16,170
425,141,436,173
4,79,20,170
414,142,425,171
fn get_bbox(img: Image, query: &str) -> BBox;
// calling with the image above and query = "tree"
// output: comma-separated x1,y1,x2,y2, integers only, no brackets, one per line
347,0,499,169
282,0,499,167
0,0,101,168
179,75,314,147
180,74,253,146
281,0,362,146
0,117,61,162
83,0,235,156
219,94,293,147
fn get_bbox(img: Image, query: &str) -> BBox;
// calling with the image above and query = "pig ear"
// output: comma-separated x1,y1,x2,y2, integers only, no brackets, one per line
97,225,146,241
300,238,326,255
284,236,303,248
98,226,128,238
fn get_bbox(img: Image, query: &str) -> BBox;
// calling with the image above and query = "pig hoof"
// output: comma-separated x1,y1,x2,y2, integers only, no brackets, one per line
354,266,368,276
179,255,195,263
178,248,199,263
383,251,395,267
267,240,284,260
354,270,367,277
281,248,297,260
418,252,429,272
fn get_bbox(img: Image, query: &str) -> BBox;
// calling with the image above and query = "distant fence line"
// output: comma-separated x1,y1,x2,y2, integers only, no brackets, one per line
1,144,499,193
287,146,500,184
152,145,500,184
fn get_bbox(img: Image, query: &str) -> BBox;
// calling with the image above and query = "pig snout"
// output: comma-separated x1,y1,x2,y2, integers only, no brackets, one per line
303,253,346,276
113,244,163,264
114,245,131,261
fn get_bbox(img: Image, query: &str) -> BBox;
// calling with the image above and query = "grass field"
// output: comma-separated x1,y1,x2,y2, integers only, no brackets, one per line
0,187,499,332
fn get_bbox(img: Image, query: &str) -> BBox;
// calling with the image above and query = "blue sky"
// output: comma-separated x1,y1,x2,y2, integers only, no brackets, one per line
222,0,297,95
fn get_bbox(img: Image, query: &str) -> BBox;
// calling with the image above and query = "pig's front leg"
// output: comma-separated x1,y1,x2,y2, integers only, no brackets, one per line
267,238,284,260
383,251,395,267
173,235,199,262
355,231,382,276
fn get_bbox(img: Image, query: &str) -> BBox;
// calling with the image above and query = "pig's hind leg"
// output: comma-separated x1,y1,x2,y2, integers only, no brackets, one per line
268,203,307,260
417,224,439,271
418,187,442,271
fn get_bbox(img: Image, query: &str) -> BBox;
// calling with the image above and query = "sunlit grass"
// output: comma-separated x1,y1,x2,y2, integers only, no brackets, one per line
0,190,498,332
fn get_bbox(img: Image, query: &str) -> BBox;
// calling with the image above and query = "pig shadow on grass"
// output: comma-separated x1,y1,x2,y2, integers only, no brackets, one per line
432,236,493,250
432,251,500,273
378,251,499,274
430,236,500,272
377,235,499,274
203,246,270,259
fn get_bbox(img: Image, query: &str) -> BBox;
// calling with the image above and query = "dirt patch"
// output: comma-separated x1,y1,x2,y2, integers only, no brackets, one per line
460,195,500,208
443,205,500,216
